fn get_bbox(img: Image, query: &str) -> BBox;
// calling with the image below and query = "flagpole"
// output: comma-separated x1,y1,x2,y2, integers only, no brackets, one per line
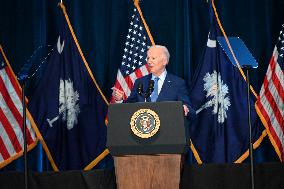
21,80,28,189
244,65,255,189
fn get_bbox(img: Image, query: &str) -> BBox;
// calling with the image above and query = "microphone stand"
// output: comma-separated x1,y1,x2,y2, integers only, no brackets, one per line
21,78,29,189
143,89,151,102
139,91,148,102
138,81,154,102
143,89,154,102
243,65,255,189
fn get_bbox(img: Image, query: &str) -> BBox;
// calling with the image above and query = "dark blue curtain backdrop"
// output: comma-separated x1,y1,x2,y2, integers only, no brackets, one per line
0,0,283,171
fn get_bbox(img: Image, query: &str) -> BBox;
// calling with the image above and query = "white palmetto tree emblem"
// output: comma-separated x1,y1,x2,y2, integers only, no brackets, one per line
59,79,80,129
196,70,231,124
47,79,80,130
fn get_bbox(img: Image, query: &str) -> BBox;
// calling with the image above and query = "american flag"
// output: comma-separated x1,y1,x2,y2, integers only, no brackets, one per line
0,45,37,168
255,24,284,162
112,5,153,102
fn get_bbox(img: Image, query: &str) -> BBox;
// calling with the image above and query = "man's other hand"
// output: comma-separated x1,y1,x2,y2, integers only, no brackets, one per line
112,87,124,102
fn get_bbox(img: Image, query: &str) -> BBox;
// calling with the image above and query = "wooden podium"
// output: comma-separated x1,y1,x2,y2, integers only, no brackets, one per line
114,154,181,189
107,102,186,189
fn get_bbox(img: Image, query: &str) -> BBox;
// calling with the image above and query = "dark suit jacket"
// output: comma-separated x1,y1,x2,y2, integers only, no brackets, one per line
125,73,196,120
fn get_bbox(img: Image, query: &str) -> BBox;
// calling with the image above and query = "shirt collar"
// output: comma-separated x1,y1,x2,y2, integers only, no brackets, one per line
151,69,167,82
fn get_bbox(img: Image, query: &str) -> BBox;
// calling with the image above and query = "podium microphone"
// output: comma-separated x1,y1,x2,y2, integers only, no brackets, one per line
137,82,143,96
148,80,154,92
145,80,154,99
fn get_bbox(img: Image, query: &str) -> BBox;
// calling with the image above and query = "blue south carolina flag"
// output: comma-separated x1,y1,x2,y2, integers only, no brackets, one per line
189,1,265,163
28,3,109,170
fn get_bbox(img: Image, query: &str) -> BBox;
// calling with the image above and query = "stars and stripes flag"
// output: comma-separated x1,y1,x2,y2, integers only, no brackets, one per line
255,24,284,162
111,2,154,102
0,45,37,168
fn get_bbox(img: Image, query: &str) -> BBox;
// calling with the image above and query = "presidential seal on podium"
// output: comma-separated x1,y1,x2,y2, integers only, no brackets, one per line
130,109,160,138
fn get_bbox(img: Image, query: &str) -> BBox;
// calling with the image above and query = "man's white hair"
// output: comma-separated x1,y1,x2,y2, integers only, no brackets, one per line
149,45,170,63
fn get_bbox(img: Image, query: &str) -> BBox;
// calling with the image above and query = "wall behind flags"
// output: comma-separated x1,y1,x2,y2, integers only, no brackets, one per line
0,0,283,168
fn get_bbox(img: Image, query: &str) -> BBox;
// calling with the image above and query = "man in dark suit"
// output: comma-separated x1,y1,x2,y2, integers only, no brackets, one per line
112,45,195,119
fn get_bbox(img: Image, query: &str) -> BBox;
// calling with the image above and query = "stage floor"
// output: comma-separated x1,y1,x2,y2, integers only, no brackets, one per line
0,163,283,189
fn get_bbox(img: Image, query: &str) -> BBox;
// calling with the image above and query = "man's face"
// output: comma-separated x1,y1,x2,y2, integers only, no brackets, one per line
146,47,167,76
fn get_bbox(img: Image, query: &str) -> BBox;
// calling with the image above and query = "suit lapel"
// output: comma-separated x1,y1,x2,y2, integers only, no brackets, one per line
157,73,171,102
